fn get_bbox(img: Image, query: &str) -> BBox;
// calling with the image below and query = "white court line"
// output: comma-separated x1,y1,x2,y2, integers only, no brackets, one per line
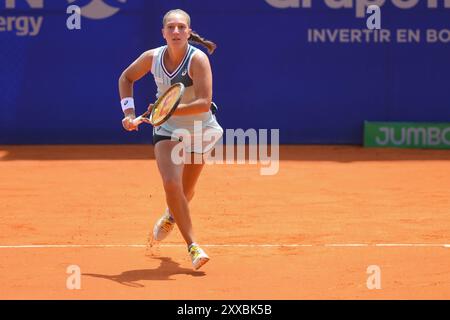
0,243,449,249
375,243,449,247
325,244,369,247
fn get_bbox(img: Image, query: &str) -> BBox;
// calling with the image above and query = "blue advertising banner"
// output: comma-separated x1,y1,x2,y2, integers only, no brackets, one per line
1,0,449,144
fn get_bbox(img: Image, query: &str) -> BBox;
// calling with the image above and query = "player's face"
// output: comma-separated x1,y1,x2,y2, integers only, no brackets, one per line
162,14,191,48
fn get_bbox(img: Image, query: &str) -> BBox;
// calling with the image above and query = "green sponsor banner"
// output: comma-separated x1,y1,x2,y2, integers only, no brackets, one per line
364,122,450,149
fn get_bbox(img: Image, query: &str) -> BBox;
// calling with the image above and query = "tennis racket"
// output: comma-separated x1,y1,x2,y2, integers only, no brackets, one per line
132,82,185,127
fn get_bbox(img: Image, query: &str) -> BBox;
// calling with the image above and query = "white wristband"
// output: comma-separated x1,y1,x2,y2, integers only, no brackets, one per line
121,97,135,112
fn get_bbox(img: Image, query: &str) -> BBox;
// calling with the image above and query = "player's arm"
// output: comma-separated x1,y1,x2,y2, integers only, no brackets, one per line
119,50,154,130
172,51,212,116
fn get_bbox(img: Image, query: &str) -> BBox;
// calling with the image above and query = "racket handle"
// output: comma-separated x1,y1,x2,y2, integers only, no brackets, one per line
132,116,143,126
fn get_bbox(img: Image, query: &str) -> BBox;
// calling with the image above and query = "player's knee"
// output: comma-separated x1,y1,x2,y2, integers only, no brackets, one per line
162,178,183,195
184,189,195,202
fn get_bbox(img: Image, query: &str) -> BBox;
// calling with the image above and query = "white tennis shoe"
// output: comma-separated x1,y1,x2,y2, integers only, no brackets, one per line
152,209,175,241
189,243,210,270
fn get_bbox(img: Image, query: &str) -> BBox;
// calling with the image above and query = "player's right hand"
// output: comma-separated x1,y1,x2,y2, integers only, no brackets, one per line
122,116,138,131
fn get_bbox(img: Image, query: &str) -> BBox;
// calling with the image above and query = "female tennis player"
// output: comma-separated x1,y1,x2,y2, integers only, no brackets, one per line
118,9,223,270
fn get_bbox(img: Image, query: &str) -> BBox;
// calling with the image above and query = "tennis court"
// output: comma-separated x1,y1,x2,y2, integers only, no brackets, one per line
1,145,449,299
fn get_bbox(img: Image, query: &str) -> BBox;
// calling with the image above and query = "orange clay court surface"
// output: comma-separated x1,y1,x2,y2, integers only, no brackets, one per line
0,145,449,300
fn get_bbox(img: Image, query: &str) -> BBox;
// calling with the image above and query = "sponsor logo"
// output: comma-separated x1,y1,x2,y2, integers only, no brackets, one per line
265,0,450,18
66,0,127,20
364,122,450,149
1,0,127,36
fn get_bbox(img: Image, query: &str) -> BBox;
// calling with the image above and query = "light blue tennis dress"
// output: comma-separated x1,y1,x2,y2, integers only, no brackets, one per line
150,44,223,153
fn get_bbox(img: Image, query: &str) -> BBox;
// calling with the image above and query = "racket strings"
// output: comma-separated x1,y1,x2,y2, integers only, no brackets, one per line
152,87,182,123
